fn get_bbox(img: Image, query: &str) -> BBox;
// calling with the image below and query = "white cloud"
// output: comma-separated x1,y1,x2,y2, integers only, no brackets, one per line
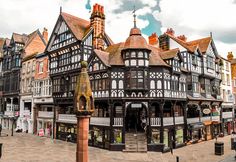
154,0,236,57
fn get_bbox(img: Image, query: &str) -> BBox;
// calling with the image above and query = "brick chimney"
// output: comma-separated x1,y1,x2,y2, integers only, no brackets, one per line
165,28,175,36
177,35,187,42
148,33,159,47
90,3,105,50
227,51,234,61
42,27,48,43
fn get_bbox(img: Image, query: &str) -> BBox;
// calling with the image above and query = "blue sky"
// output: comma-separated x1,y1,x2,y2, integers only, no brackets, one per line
0,0,236,58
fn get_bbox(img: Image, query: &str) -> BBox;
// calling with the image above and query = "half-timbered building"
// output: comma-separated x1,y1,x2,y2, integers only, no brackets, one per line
157,29,222,143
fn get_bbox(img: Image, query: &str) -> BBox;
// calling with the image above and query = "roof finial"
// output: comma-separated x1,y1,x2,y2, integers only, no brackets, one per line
210,31,212,38
60,6,62,14
132,0,137,28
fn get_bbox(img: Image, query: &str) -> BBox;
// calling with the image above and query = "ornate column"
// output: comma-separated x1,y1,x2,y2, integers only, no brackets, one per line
75,61,94,162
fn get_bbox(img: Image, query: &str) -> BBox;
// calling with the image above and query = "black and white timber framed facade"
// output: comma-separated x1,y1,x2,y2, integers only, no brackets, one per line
46,4,226,152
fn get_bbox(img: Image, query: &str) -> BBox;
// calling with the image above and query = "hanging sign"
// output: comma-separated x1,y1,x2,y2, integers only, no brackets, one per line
203,108,211,115
131,103,142,108
38,129,44,137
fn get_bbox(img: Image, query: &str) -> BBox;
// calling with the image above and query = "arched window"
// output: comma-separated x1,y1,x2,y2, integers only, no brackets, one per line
157,80,162,89
112,80,117,89
119,80,123,89
100,64,104,70
131,51,136,58
138,51,143,58
150,80,155,89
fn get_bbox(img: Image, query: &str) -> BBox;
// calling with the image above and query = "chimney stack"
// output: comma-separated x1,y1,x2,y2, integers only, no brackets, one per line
148,33,159,47
42,27,48,43
177,35,187,42
90,3,105,50
165,28,175,36
227,51,234,61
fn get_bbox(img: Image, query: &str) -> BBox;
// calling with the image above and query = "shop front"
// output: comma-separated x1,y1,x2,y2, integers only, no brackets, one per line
188,122,205,144
223,119,233,136
37,118,53,137
56,122,77,142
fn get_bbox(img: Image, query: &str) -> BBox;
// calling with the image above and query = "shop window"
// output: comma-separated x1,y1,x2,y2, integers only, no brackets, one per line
163,129,169,147
151,129,160,144
114,129,122,143
94,127,103,147
175,128,183,144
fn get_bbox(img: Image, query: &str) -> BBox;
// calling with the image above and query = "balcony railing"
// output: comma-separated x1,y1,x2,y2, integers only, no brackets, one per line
222,112,233,119
38,111,54,118
113,118,123,126
150,118,160,126
58,114,76,123
187,117,200,124
163,117,174,125
175,116,184,124
90,117,110,126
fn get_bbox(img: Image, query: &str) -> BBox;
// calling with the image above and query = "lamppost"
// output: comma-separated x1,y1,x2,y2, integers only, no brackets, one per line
74,61,94,162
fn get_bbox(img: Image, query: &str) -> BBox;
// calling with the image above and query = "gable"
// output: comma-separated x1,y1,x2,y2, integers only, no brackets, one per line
88,55,107,72
206,44,215,57
24,33,46,58
47,17,77,52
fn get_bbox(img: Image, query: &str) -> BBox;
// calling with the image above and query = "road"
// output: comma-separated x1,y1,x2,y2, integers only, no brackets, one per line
0,129,235,162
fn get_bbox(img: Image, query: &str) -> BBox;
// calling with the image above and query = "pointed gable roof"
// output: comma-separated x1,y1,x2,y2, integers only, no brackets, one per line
160,48,180,60
94,49,110,66
61,12,90,40
148,45,170,67
187,37,211,53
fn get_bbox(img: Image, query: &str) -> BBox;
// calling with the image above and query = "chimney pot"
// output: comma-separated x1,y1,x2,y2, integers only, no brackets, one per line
148,32,159,47
101,6,104,14
42,27,48,43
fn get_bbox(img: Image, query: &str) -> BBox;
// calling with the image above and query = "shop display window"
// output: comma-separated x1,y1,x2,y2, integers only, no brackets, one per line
163,129,169,147
151,129,160,144
94,127,103,147
114,129,122,143
175,128,183,144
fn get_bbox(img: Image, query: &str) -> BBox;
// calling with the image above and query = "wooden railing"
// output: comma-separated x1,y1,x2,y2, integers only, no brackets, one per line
90,117,110,126
187,117,200,124
150,118,160,126
113,118,123,126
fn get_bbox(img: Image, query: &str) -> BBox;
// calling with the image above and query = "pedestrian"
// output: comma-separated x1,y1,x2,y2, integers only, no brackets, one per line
141,117,147,132
0,123,2,136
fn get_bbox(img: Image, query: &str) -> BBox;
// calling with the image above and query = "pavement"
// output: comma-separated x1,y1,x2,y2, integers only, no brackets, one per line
0,129,236,162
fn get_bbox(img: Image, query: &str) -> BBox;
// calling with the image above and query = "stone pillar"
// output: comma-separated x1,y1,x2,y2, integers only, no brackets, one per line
76,116,90,162
10,97,13,112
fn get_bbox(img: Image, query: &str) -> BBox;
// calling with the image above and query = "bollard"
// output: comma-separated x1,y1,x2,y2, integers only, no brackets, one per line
176,156,179,162
0,143,2,159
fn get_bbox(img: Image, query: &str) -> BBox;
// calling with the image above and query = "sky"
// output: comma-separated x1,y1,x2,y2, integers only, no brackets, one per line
0,0,236,58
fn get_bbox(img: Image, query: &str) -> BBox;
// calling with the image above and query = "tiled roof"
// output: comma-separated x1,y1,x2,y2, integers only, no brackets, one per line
94,49,110,66
123,28,148,50
160,48,179,60
12,33,28,44
101,43,170,67
148,45,170,67
105,42,124,65
187,37,211,53
61,12,90,40
230,59,236,64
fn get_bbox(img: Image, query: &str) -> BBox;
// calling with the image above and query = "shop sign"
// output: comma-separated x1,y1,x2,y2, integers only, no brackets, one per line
202,108,211,115
131,103,142,108
39,129,44,137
